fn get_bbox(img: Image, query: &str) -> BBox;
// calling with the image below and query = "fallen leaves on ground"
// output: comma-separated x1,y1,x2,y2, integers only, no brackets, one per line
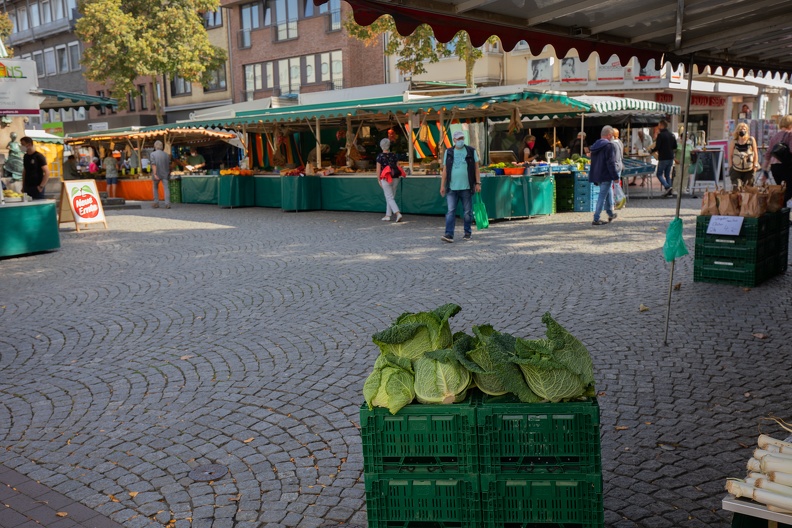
179,355,194,360
639,304,650,312
129,491,138,498
109,495,120,503
752,333,768,339
56,512,68,517
614,426,629,431
243,438,254,443
673,283,682,291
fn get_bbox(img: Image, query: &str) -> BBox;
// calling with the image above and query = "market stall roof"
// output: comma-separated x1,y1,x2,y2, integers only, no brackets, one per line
24,129,65,144
315,0,792,76
32,89,119,111
65,127,240,148
572,96,681,116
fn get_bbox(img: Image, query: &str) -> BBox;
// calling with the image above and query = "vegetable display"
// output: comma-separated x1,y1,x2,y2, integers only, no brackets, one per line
726,428,792,514
363,304,596,414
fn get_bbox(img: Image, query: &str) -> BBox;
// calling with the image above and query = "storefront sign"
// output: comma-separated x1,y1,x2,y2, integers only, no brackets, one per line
655,93,674,103
59,180,108,232
88,122,109,131
597,57,624,84
527,58,552,85
707,215,744,236
560,57,587,84
0,59,44,115
691,95,726,107
43,122,65,136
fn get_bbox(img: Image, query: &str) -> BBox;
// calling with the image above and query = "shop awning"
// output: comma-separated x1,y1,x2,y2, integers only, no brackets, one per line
572,96,681,116
314,0,792,76
32,89,119,111
65,127,241,149
24,129,65,144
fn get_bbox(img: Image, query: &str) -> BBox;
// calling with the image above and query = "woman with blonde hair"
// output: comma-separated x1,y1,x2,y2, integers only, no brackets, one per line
762,114,792,210
728,122,759,187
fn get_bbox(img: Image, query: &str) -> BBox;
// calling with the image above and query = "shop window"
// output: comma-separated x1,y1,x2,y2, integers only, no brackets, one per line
203,8,222,28
204,64,228,92
29,2,40,27
33,51,44,77
68,42,81,71
275,0,298,41
56,46,69,74
18,6,29,31
44,48,57,76
170,76,192,96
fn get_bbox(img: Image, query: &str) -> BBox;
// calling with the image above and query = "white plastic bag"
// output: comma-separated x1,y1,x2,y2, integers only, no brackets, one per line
613,180,626,210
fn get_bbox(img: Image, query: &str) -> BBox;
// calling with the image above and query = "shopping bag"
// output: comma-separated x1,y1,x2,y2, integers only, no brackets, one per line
473,193,489,230
700,191,719,215
766,182,786,213
718,190,741,216
740,191,768,218
613,180,626,210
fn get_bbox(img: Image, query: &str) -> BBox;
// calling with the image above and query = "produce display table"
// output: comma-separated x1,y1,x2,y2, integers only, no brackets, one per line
96,179,165,201
254,175,282,208
0,200,60,258
320,173,385,213
281,175,322,211
527,175,554,216
218,175,255,208
723,496,792,528
181,175,219,204
400,175,447,215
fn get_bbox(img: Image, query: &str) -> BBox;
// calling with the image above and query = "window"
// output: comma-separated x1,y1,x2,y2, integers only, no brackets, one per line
30,1,40,27
97,90,107,115
320,52,330,82
241,2,261,29
66,0,76,19
41,0,52,24
319,0,340,30
56,46,68,73
204,63,227,92
127,92,136,111
9,10,17,33
170,76,192,96
275,0,298,41
203,8,222,28
305,55,315,84
44,48,56,76
68,42,81,71
303,0,316,17
18,6,29,31
53,0,64,20
139,85,148,110
33,52,44,77
265,62,273,89
244,63,263,94
331,50,343,89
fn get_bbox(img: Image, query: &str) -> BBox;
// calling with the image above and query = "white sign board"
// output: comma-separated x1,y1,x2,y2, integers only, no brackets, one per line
0,59,44,115
635,59,661,83
60,180,107,231
597,56,625,84
560,57,588,84
706,215,744,236
528,58,553,86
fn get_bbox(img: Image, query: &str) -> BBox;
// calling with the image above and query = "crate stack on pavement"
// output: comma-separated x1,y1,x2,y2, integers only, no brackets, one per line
694,208,789,287
360,392,604,528
555,173,575,213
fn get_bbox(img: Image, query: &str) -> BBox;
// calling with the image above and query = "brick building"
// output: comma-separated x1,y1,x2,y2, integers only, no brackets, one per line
220,0,386,102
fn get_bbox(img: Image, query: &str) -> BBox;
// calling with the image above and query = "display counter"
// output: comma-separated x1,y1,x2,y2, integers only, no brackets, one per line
219,175,255,208
400,175,447,215
0,200,60,258
281,175,322,211
96,179,165,201
320,173,385,213
181,175,219,204
254,174,282,208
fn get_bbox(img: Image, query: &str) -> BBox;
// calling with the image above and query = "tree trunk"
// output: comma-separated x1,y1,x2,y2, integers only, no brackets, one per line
151,77,165,125
463,36,475,89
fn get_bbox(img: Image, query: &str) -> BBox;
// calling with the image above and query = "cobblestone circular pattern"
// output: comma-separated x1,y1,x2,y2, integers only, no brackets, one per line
1,199,791,527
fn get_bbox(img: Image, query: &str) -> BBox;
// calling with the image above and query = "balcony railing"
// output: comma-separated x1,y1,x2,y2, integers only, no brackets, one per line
238,28,252,49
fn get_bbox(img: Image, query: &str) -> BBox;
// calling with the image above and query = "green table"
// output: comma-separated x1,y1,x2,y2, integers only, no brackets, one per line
181,176,219,204
527,175,554,216
400,176,447,215
320,174,385,212
281,176,322,211
254,175,282,208
0,201,60,258
480,176,514,219
219,175,255,208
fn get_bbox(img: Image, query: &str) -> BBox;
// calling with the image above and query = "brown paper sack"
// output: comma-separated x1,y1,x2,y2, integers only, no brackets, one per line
718,190,741,216
740,192,768,218
766,182,786,213
700,191,719,216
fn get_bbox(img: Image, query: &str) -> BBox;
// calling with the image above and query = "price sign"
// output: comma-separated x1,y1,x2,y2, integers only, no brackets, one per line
706,215,744,236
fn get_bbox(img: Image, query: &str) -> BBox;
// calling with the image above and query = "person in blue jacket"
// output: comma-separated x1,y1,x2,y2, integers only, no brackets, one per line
589,126,620,225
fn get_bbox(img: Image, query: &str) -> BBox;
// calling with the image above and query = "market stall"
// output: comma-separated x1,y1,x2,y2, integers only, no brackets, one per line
0,200,60,258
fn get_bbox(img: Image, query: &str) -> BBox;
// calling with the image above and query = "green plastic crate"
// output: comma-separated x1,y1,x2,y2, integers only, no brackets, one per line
696,214,774,241
477,395,600,474
693,256,778,286
694,234,778,261
168,179,182,204
366,474,480,528
360,398,478,475
480,473,604,528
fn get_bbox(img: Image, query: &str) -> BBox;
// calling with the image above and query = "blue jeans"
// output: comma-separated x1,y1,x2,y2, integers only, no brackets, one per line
593,181,614,222
445,189,473,238
656,159,673,189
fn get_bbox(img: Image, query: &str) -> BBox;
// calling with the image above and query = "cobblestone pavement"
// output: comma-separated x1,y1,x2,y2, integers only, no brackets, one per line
1,197,790,528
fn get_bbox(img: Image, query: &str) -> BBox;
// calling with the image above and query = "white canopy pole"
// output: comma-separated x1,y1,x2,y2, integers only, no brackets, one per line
580,113,585,156
316,117,321,167
407,111,414,174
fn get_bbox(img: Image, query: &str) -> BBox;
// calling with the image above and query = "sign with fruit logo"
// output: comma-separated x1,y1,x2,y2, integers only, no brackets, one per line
59,180,107,232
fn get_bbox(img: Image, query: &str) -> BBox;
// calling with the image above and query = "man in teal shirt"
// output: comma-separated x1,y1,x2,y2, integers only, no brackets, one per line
440,130,481,242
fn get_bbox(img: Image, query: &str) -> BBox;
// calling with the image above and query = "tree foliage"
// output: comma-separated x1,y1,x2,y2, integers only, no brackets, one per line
0,12,13,56
75,0,226,122
343,14,493,88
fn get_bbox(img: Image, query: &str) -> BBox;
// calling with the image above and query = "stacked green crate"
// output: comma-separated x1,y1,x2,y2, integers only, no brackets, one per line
360,396,480,528
168,178,182,204
477,395,604,528
694,209,789,286
555,173,575,212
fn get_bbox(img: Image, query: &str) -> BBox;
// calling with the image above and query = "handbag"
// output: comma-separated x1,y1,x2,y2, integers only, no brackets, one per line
473,192,489,230
771,140,792,165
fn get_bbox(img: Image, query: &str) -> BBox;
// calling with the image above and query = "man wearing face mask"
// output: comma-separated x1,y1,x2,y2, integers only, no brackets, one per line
523,135,538,163
440,131,481,243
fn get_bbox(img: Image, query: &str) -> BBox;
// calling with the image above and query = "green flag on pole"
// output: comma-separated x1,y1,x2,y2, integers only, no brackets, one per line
663,217,689,262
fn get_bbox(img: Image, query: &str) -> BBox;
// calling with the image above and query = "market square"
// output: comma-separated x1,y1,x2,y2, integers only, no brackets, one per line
1,197,790,527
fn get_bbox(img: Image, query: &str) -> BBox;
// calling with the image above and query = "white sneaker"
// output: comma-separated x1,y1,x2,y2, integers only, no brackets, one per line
381,216,391,221
395,213,403,222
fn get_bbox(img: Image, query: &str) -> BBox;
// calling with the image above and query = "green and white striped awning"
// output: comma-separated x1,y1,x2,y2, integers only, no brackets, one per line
573,96,680,116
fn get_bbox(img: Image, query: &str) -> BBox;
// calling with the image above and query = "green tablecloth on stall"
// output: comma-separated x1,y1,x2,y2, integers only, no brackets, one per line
479,176,514,219
219,175,255,208
254,175,282,208
400,176,447,215
281,176,322,211
321,175,385,212
0,201,60,258
528,175,554,216
181,176,219,204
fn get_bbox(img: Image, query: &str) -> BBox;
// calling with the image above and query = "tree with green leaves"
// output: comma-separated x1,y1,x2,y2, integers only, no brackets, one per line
76,0,227,124
343,15,495,88
0,12,13,57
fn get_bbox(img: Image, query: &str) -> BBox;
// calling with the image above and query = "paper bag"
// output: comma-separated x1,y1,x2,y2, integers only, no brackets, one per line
700,191,719,216
766,182,786,213
718,190,740,216
739,192,768,218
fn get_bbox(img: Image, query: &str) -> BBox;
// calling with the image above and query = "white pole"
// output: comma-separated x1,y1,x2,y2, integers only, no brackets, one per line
316,117,321,167
407,111,414,174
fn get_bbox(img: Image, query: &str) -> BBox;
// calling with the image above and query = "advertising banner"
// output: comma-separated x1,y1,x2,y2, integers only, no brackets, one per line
635,59,661,83
597,56,625,84
0,59,44,115
560,57,588,84
59,179,108,232
528,58,553,86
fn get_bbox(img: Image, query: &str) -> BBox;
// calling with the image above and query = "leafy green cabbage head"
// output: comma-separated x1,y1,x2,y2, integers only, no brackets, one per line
414,349,471,404
363,355,415,414
371,304,461,360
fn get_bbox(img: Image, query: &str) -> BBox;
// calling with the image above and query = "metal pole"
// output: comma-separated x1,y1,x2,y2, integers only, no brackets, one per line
407,111,414,175
580,113,584,156
316,117,321,167
663,54,696,345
